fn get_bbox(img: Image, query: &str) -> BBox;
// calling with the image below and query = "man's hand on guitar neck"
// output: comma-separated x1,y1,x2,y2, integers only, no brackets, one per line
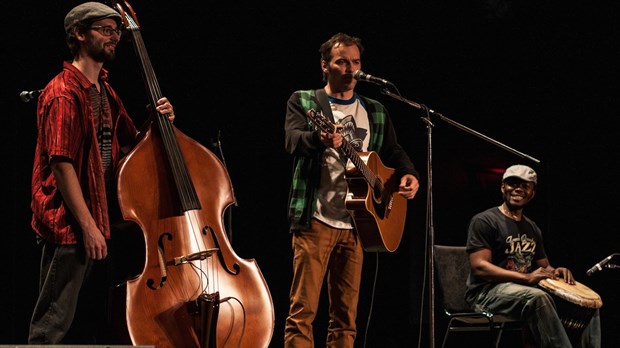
320,128,343,149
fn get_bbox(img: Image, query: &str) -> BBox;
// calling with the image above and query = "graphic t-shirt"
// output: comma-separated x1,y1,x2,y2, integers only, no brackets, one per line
313,94,369,229
465,206,547,303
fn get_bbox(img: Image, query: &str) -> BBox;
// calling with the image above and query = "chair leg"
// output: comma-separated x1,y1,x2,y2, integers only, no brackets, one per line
492,323,505,347
441,319,452,348
494,330,503,347
441,330,450,348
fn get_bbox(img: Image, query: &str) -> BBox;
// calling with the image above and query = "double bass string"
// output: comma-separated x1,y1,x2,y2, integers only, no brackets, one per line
114,2,275,346
123,5,216,297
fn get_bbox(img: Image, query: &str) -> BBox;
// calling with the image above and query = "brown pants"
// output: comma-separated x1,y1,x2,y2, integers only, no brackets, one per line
284,219,364,348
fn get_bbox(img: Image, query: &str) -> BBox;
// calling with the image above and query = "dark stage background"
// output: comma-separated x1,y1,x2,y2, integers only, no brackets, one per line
4,1,620,347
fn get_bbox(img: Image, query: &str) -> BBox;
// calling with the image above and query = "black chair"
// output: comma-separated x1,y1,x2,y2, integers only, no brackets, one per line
433,245,527,348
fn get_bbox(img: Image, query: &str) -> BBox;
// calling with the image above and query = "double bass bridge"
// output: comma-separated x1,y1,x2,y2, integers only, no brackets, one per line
174,248,219,265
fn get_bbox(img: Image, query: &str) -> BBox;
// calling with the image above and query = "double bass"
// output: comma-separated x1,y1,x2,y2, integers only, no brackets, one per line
111,2,274,347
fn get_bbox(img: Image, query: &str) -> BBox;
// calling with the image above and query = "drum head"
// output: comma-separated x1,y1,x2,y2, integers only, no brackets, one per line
539,278,603,309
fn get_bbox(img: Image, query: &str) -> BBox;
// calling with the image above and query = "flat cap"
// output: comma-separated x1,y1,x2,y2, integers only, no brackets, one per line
502,164,537,184
64,2,121,33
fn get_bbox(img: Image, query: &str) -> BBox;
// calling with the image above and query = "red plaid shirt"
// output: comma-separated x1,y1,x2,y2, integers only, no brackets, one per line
31,61,139,244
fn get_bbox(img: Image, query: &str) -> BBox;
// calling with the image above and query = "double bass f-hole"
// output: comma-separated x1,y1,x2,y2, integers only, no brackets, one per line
145,230,219,290
111,1,274,347
146,232,172,290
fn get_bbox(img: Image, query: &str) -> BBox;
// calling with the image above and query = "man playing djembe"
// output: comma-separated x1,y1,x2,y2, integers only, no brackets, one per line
465,164,601,347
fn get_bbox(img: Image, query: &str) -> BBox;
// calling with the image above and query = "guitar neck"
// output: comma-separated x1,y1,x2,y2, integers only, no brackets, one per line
339,140,382,191
306,108,384,192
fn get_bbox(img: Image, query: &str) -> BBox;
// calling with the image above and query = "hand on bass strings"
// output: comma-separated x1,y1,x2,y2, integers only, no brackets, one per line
149,97,175,122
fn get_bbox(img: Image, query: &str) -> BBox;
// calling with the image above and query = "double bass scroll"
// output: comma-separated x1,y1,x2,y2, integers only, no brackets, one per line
111,1,274,347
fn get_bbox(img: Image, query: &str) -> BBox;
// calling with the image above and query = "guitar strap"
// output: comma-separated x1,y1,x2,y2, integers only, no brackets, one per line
315,88,335,123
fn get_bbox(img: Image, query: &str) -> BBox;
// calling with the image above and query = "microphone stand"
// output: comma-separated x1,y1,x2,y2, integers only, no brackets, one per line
378,85,540,348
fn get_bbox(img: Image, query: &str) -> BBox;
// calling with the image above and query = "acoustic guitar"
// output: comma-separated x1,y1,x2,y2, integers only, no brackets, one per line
306,109,407,252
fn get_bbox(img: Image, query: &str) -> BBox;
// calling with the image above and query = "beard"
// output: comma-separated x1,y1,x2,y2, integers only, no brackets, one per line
86,39,116,62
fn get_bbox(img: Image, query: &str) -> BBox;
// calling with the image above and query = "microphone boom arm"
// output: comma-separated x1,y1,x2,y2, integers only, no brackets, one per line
379,87,541,164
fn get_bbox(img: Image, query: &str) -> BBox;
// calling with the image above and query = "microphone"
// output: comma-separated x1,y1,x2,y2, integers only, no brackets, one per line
20,89,43,103
586,255,613,276
353,70,392,86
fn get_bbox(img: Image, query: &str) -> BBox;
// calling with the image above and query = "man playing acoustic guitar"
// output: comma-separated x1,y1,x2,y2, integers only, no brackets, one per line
283,32,420,347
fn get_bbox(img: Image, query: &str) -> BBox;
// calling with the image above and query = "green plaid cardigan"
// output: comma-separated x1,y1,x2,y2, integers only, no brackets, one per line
284,89,418,231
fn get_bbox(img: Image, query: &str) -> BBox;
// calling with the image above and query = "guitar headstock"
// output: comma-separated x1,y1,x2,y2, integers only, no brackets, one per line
307,109,337,134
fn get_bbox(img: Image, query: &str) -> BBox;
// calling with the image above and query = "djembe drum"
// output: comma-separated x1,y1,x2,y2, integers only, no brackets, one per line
538,278,602,342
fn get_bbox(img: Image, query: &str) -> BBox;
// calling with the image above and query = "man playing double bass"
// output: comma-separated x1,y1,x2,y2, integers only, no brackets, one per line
28,2,175,344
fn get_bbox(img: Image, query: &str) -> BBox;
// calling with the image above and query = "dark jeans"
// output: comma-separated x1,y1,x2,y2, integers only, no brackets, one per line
28,240,109,344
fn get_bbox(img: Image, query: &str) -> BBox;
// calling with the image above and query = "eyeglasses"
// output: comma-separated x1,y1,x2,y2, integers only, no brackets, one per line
89,25,122,37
